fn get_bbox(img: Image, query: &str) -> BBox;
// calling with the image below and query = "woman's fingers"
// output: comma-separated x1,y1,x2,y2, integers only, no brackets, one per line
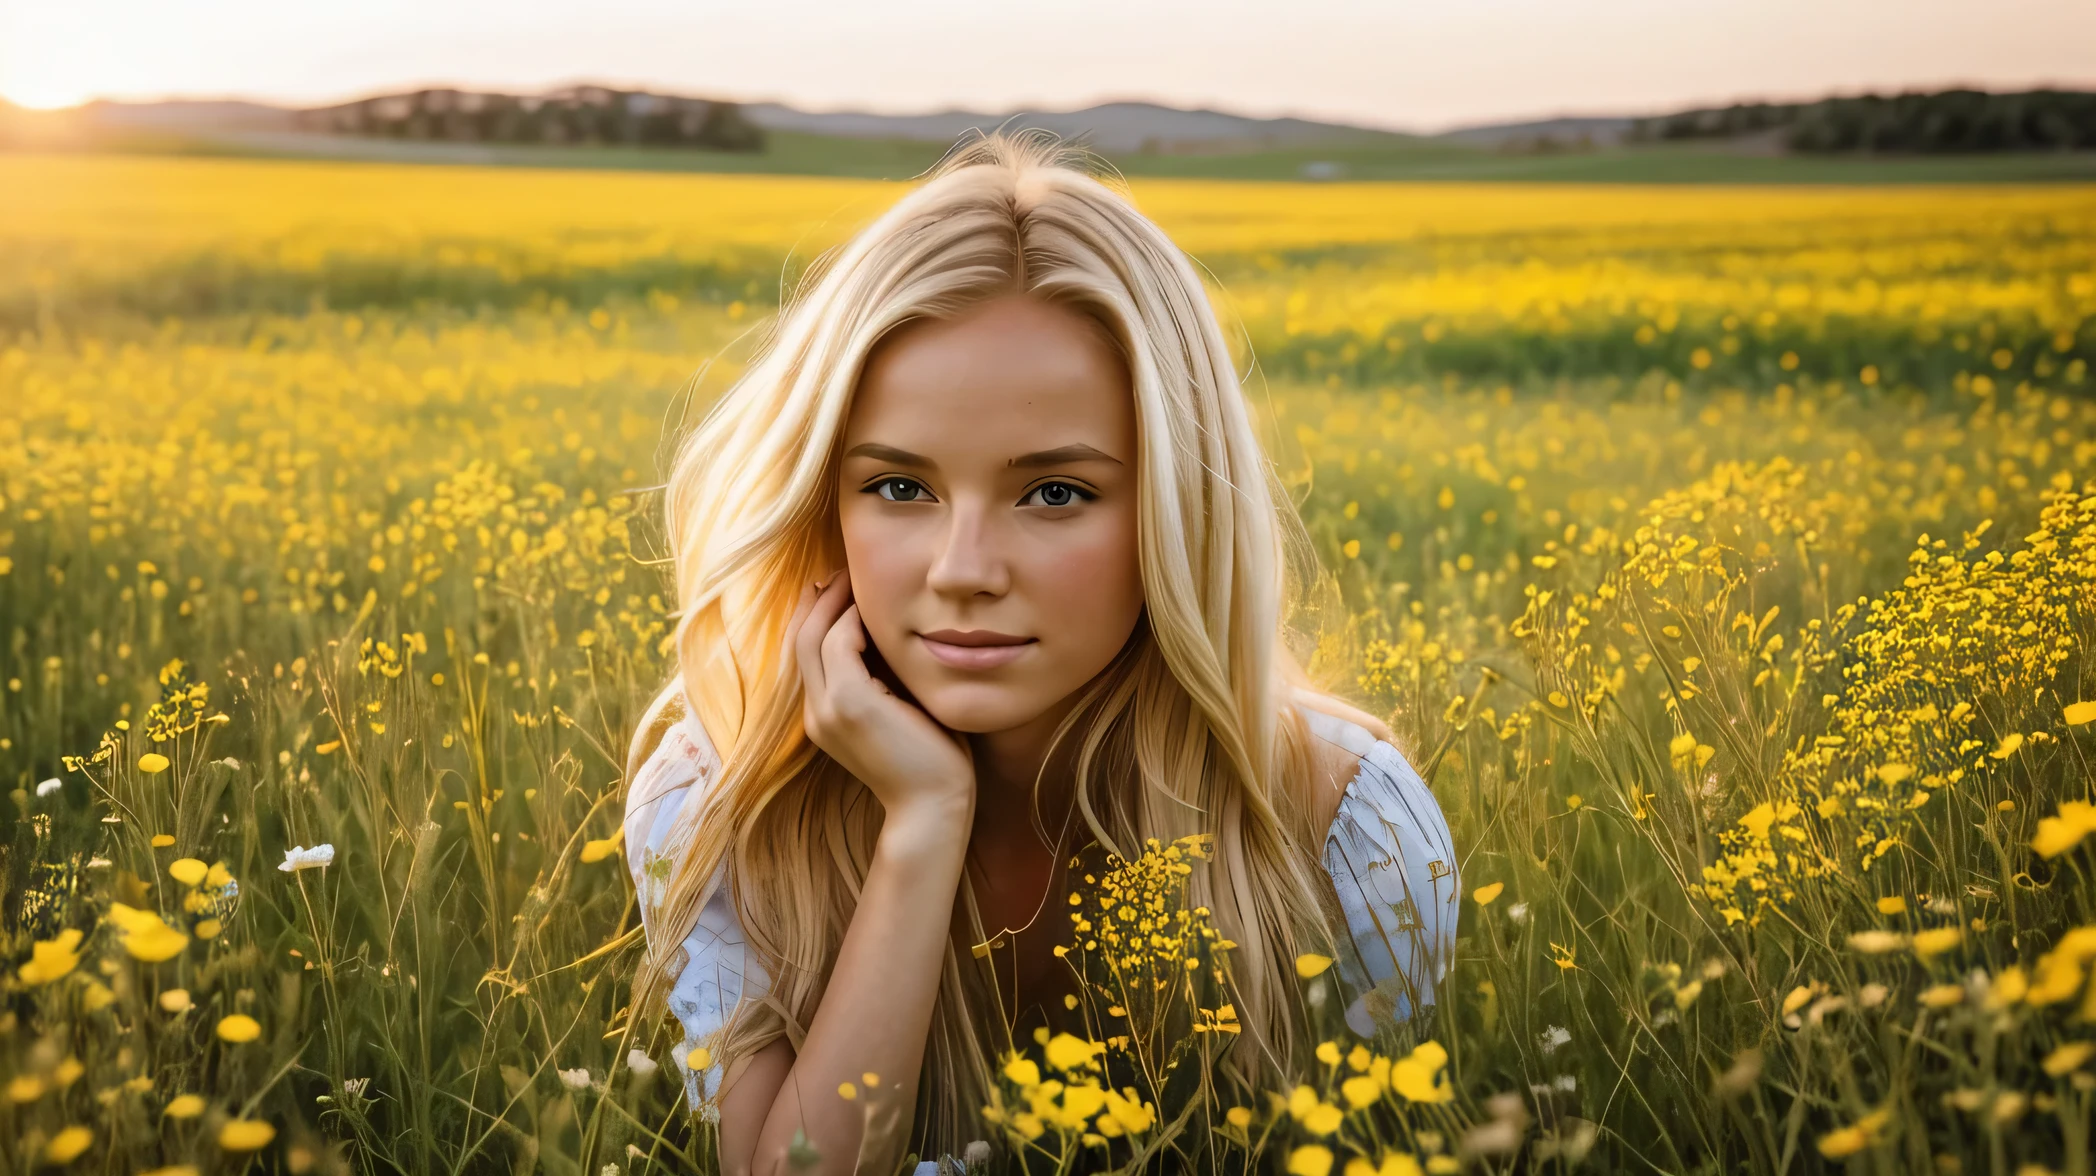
794,571,853,706
821,603,874,692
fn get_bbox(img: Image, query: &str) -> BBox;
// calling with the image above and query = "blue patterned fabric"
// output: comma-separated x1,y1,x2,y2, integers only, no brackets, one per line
623,695,1461,1125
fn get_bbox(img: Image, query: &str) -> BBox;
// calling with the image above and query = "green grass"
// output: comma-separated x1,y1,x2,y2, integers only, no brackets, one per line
23,125,2096,184
1116,142,2096,184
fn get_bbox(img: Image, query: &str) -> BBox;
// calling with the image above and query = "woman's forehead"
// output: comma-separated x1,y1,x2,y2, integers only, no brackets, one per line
846,296,1134,463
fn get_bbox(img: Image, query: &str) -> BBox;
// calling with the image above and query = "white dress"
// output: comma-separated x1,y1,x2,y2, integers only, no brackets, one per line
623,693,1461,1167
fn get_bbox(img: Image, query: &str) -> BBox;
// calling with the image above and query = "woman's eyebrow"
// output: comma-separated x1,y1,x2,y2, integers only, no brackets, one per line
842,442,932,467
1007,443,1123,469
841,442,1122,469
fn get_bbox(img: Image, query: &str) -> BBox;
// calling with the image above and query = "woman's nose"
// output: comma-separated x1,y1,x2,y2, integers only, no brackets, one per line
924,500,1009,598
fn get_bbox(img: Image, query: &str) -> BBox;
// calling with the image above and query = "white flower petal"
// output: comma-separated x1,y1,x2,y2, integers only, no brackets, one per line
278,843,337,872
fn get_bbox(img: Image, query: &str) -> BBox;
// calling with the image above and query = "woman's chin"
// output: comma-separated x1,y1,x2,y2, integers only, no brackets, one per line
912,683,1052,736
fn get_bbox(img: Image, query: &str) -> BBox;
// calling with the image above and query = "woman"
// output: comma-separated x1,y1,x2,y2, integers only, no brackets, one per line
624,131,1458,1175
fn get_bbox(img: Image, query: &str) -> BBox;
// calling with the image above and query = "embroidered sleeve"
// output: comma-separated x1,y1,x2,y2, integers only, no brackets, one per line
623,704,771,1116
1316,731,1461,1037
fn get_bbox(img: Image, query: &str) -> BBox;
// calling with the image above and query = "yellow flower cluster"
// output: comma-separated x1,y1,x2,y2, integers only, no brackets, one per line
983,1033,1157,1145
1699,488,2096,920
1065,833,1227,991
988,835,1470,1172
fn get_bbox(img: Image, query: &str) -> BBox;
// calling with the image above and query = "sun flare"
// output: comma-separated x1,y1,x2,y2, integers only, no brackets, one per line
1,80,91,111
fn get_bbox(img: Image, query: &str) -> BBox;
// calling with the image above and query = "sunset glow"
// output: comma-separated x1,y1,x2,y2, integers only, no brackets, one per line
1,0,2090,131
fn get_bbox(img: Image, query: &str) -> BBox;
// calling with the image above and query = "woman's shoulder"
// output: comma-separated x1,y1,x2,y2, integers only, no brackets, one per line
1291,691,1461,1032
1289,691,1448,854
1289,688,1400,835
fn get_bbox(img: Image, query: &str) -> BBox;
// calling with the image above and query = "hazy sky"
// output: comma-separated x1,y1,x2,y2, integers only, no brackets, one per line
3,0,2091,131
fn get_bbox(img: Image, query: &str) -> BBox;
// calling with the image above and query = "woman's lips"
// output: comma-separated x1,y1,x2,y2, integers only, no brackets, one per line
918,630,1036,671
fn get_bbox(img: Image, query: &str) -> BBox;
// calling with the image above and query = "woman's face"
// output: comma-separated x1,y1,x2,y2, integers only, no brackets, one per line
836,293,1144,735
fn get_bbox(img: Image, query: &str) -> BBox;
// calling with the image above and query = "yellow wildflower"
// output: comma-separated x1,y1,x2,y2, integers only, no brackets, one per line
1289,1145,1335,1176
579,827,625,863
2031,801,2096,859
108,902,189,962
1341,1075,1384,1109
218,1119,277,1151
2042,1042,2094,1076
43,1126,92,1163
1303,1101,1343,1135
1816,1107,1891,1157
19,928,83,985
1985,967,2029,1009
1389,1042,1453,1103
1044,1032,1098,1072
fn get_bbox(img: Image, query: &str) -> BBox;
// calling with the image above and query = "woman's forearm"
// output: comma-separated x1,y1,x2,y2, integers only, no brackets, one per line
746,796,972,1175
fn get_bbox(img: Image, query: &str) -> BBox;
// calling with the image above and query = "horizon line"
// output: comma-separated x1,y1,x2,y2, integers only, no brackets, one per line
13,75,2096,139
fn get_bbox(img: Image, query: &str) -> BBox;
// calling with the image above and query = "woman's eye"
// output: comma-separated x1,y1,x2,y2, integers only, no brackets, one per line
869,477,930,503
1021,481,1093,508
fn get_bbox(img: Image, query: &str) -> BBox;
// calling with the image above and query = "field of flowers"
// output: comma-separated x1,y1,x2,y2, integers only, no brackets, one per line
2,151,2094,1175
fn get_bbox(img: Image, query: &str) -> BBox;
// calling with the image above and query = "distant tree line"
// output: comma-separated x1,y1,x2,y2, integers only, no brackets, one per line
1630,89,2095,153
297,86,765,152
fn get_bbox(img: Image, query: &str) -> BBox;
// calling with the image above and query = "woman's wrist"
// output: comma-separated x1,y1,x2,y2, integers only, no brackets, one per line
877,787,974,859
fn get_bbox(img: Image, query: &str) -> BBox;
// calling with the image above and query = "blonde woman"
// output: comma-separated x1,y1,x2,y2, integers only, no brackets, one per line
624,131,1458,1175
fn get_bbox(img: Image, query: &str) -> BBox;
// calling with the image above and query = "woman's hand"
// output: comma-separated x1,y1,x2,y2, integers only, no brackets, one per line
791,570,975,831
728,571,978,1175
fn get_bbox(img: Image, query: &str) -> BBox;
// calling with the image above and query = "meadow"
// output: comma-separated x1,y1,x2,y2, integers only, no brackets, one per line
2,151,2094,1175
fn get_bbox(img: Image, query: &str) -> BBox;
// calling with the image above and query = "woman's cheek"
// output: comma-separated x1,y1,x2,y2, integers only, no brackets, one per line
838,505,923,646
1032,517,1144,665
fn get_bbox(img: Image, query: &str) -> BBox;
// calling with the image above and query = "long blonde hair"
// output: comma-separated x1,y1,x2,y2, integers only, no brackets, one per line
635,129,1369,1155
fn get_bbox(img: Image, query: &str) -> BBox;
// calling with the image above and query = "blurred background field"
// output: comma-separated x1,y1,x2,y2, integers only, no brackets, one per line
2,144,2096,1176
